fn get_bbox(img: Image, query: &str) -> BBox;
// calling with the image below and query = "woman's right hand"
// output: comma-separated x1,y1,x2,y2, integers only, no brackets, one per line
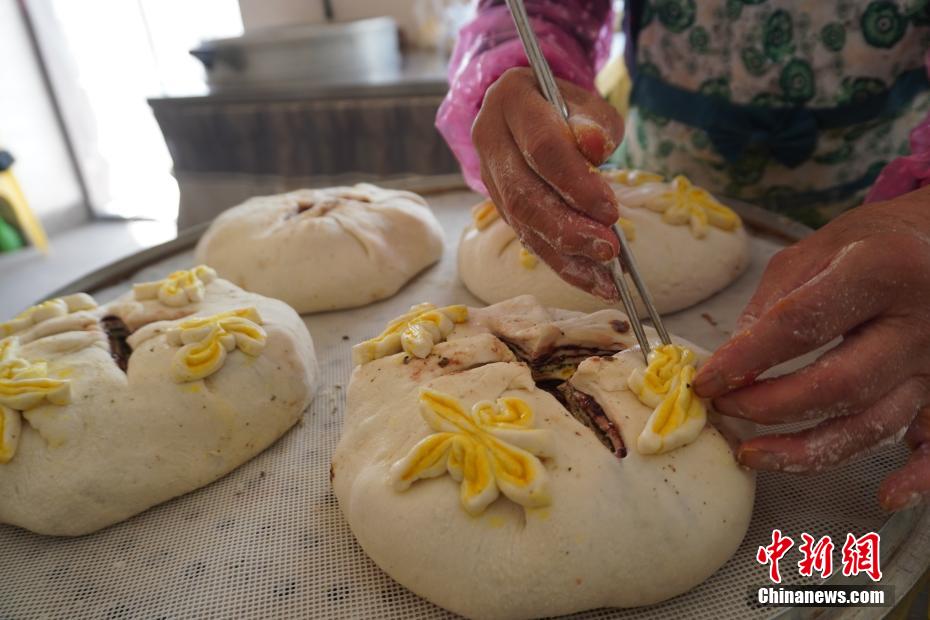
472,67,625,300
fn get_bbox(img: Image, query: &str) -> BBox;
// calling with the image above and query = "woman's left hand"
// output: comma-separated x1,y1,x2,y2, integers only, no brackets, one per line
692,186,930,511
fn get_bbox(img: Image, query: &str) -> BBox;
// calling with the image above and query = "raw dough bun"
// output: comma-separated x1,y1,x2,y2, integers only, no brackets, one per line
333,296,754,619
195,184,444,313
0,274,318,536
458,178,750,315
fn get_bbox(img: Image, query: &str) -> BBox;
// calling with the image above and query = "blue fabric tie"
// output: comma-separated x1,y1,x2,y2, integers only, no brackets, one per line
630,68,929,169
709,107,818,168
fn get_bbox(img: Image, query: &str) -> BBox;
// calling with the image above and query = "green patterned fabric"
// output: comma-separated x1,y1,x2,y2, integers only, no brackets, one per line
619,0,930,227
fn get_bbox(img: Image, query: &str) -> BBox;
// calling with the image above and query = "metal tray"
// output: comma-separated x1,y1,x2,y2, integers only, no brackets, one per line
1,182,927,620
190,17,402,94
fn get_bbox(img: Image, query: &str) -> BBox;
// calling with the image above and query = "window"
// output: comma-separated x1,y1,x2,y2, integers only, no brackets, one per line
25,0,243,221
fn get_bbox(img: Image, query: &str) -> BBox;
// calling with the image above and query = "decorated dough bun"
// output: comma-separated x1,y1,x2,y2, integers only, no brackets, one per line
195,183,444,313
0,265,318,536
458,170,750,315
334,296,754,619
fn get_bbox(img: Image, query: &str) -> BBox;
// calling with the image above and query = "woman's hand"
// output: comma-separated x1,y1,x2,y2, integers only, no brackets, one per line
693,187,930,511
472,67,624,300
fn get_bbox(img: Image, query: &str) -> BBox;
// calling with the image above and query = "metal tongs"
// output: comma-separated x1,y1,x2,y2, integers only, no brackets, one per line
504,0,672,362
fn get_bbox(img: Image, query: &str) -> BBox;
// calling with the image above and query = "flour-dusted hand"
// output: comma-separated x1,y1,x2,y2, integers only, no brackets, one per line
693,186,930,511
472,67,624,300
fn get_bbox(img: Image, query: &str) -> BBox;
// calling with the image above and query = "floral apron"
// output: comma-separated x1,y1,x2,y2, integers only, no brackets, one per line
614,0,930,227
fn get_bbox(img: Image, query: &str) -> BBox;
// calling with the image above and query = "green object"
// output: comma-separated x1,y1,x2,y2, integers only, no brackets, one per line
621,0,930,222
629,66,929,168
861,1,907,49
0,216,23,252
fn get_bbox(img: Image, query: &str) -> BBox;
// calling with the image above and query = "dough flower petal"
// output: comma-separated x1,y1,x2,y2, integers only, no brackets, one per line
353,304,468,365
609,168,664,186
0,293,97,338
628,344,707,454
518,246,539,269
390,388,553,515
612,172,740,238
133,265,217,307
167,307,266,382
0,406,21,464
617,217,636,241
653,176,741,238
0,338,71,411
0,337,71,464
471,200,500,230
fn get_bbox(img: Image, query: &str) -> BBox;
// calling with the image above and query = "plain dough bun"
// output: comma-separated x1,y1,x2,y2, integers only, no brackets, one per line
333,296,755,619
195,184,444,313
0,270,318,536
458,174,750,315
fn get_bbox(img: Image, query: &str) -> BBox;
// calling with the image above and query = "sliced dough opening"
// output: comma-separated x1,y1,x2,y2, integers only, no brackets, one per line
100,316,132,372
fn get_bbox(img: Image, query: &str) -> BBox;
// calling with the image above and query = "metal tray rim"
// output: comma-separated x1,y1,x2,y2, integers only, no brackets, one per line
35,182,930,618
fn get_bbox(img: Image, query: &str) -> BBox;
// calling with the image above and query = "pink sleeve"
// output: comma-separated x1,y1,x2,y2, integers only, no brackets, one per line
435,0,614,195
865,50,930,203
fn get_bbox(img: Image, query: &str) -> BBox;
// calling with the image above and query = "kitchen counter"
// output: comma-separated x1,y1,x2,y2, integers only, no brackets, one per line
148,52,458,228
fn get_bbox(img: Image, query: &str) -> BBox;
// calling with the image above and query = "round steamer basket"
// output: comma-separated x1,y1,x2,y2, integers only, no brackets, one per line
1,178,927,619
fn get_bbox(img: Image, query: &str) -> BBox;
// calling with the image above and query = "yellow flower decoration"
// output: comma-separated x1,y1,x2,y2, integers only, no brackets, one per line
518,246,538,269
609,168,664,186
166,307,266,382
390,388,554,515
0,338,71,411
617,216,636,241
471,201,500,230
133,265,217,307
352,303,468,365
0,293,97,338
0,406,21,465
0,337,72,464
628,344,706,455
650,175,741,238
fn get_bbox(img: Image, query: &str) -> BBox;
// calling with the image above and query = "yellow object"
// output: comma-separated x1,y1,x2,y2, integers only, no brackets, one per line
166,307,266,382
628,344,707,455
134,265,217,308
0,337,72,464
518,246,538,269
390,388,554,515
653,176,741,238
0,338,71,410
0,406,21,464
0,164,48,253
610,169,664,186
617,216,636,241
595,54,632,118
471,201,500,230
0,293,97,338
353,303,468,365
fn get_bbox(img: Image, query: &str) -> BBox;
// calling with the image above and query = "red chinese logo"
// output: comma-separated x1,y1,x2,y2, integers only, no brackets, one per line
841,532,882,581
757,529,794,583
758,531,882,583
797,533,834,579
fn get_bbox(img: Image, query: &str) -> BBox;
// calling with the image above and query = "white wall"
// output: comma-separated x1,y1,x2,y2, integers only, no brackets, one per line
24,0,242,221
0,0,86,234
238,0,429,45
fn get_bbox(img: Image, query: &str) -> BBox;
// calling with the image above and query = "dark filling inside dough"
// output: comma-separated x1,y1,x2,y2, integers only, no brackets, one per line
609,319,629,333
500,340,628,459
503,340,621,382
101,316,132,372
555,382,627,458
532,350,622,382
